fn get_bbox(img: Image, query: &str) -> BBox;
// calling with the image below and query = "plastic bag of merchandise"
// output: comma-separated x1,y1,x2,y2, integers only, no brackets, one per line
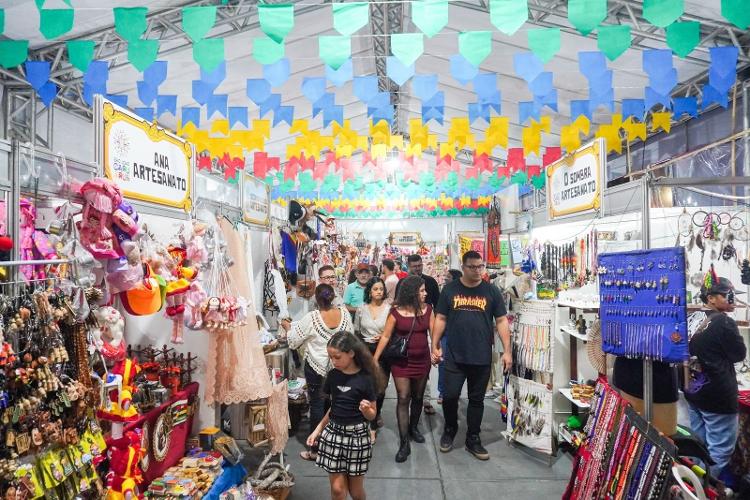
220,483,258,500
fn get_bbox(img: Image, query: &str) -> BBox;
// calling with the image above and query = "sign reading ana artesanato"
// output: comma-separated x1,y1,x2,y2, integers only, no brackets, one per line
102,100,193,211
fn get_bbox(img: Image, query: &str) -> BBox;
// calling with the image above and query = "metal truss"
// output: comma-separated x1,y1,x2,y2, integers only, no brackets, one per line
0,0,326,124
454,0,750,99
2,87,54,147
370,0,404,134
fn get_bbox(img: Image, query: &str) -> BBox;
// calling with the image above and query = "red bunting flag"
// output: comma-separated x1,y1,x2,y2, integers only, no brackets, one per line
313,160,329,182
464,165,480,179
496,165,509,178
507,148,526,172
474,152,493,174
526,164,541,178
253,152,269,178
197,155,213,171
542,146,562,167
284,160,298,181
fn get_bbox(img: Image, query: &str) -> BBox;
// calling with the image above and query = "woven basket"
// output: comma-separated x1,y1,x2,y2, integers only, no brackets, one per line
256,486,292,500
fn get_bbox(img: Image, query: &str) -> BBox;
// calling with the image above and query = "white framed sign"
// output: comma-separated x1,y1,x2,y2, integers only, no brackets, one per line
242,173,270,226
546,138,605,220
101,99,193,211
388,231,422,246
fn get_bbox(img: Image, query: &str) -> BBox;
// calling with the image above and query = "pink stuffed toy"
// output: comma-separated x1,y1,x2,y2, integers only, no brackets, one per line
19,198,57,281
77,179,139,260
184,281,207,331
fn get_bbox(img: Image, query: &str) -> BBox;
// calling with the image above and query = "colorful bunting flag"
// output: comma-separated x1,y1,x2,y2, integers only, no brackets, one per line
597,25,631,61
39,9,74,40
666,21,700,58
412,0,449,38
332,2,369,36
489,0,528,35
113,7,147,42
258,4,295,44
527,28,560,63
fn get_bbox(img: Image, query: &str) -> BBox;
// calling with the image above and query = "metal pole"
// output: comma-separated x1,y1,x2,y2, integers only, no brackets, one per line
641,174,654,422
743,81,749,324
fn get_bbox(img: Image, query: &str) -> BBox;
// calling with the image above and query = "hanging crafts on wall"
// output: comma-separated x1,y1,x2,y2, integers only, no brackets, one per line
506,376,554,456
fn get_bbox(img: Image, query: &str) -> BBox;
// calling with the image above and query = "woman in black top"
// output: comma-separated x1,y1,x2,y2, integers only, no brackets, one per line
685,276,746,478
307,332,386,500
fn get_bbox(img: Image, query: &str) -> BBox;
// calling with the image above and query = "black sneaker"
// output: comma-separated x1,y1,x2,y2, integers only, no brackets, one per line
409,426,426,443
465,434,490,460
439,428,456,453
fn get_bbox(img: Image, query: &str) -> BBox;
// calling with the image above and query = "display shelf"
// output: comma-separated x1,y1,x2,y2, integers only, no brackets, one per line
560,325,589,342
559,388,591,409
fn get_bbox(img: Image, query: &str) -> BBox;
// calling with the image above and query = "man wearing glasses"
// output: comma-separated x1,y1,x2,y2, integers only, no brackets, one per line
317,265,343,308
431,250,512,461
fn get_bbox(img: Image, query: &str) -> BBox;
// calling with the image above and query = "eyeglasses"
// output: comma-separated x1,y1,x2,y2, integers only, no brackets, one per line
463,264,486,271
320,275,336,281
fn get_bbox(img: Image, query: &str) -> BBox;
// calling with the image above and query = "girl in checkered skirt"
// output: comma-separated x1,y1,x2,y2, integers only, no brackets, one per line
307,331,386,500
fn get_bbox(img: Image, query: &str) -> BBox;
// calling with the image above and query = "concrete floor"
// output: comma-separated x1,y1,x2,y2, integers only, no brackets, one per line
270,372,574,500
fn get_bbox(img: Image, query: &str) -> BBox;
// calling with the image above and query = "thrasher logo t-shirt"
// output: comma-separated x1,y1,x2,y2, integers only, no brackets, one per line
436,280,507,365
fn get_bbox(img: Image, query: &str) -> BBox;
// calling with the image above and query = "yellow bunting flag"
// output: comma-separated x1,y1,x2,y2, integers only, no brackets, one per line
560,125,581,152
448,117,474,148
389,135,404,150
178,121,197,138
595,124,622,154
531,115,551,134
485,116,509,150
371,143,388,159
573,115,591,137
406,142,424,157
622,118,647,142
252,119,271,139
439,142,456,158
522,126,541,156
235,130,265,151
334,144,353,158
475,141,492,156
210,119,230,136
290,119,310,135
651,111,672,134
370,120,391,144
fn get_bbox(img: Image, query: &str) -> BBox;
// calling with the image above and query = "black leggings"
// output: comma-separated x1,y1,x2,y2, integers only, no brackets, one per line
393,375,429,438
367,343,391,421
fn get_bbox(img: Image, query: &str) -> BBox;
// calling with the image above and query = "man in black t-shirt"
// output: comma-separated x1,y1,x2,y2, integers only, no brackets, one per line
685,277,746,477
431,251,512,460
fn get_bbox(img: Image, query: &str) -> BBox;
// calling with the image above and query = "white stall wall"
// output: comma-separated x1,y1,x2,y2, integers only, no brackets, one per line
336,216,483,245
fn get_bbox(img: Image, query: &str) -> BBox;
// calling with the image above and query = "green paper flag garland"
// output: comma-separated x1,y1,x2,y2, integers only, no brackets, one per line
597,24,631,60
193,38,224,72
0,40,29,69
412,0,449,38
666,21,700,58
391,33,424,67
39,9,74,40
722,0,750,29
511,171,528,185
113,7,148,42
458,31,492,67
319,35,351,70
527,28,560,63
332,2,369,36
643,0,684,28
489,0,528,36
568,0,606,36
253,36,285,65
67,40,95,72
182,6,217,42
128,39,159,72
0,9,5,35
531,174,546,189
258,4,294,44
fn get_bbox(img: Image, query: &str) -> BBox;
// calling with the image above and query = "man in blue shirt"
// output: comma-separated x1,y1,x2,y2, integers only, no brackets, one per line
344,263,372,316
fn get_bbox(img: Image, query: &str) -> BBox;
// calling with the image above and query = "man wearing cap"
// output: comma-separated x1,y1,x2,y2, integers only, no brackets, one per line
685,277,747,478
344,264,372,319
685,276,747,480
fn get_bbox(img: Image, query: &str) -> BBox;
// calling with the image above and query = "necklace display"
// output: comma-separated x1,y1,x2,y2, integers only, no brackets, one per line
511,302,553,379
538,231,597,292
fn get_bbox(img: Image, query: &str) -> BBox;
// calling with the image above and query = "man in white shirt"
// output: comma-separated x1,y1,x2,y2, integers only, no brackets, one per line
381,259,399,304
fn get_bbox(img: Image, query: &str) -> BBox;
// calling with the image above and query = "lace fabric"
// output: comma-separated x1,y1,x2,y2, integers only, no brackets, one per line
204,219,272,405
265,382,290,455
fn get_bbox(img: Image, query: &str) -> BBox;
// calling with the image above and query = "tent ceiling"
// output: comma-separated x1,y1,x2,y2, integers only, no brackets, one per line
1,0,748,160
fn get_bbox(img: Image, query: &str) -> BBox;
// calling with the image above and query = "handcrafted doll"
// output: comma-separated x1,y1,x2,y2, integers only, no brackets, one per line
186,220,209,267
202,297,223,329
19,198,57,281
92,306,126,362
165,245,197,343
105,430,144,500
77,179,139,261
184,281,207,330
97,358,141,423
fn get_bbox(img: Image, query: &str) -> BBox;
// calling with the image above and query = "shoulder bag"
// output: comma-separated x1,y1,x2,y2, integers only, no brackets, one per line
382,312,417,362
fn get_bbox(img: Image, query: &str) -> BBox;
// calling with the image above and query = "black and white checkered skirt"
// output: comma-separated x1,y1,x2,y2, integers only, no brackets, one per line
315,421,372,476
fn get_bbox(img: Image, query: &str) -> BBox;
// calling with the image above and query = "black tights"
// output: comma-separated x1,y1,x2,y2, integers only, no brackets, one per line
393,376,428,438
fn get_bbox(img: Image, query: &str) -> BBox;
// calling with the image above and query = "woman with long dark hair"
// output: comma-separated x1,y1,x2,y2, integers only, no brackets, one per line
374,275,434,462
289,284,353,462
354,277,391,437
307,331,386,500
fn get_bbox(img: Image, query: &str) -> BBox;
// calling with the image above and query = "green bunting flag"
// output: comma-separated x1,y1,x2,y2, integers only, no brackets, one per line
458,31,492,67
722,0,750,29
0,9,5,35
597,24,631,61
113,7,147,42
253,36,285,65
193,38,224,72
319,35,351,70
391,33,424,66
128,39,159,72
0,40,29,69
67,40,95,72
643,0,684,28
489,0,528,36
531,174,546,189
39,9,74,40
511,171,528,185
182,6,217,42
666,21,700,58
411,0,448,38
332,2,369,36
527,28,560,63
568,0,606,36
258,4,294,44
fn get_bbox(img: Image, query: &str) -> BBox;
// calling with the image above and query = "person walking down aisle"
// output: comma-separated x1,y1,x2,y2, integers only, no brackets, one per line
685,275,747,481
354,278,391,438
345,264,372,319
437,269,463,405
289,284,353,462
307,332,386,500
374,276,434,463
431,251,512,461
395,254,441,415
381,259,400,304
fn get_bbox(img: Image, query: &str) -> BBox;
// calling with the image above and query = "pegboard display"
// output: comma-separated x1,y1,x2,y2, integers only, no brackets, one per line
598,247,688,363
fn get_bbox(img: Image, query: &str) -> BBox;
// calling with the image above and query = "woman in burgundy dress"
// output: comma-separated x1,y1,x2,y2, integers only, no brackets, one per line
374,276,434,462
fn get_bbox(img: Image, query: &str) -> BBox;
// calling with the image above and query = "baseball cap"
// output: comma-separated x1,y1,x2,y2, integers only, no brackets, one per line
700,277,744,296
356,263,371,272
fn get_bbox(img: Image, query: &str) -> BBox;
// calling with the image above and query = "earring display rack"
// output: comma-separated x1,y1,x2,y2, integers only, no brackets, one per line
598,246,689,363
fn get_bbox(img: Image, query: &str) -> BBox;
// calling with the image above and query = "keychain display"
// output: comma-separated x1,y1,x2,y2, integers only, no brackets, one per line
598,247,689,363
511,301,554,378
506,376,554,455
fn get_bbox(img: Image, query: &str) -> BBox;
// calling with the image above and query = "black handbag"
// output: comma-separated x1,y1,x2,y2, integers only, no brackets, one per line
382,314,417,362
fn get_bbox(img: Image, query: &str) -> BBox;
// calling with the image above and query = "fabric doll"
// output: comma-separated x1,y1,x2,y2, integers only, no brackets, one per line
77,179,139,261
165,245,197,343
186,220,209,267
19,198,57,281
184,281,207,331
105,430,143,500
92,306,126,362
202,297,223,329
